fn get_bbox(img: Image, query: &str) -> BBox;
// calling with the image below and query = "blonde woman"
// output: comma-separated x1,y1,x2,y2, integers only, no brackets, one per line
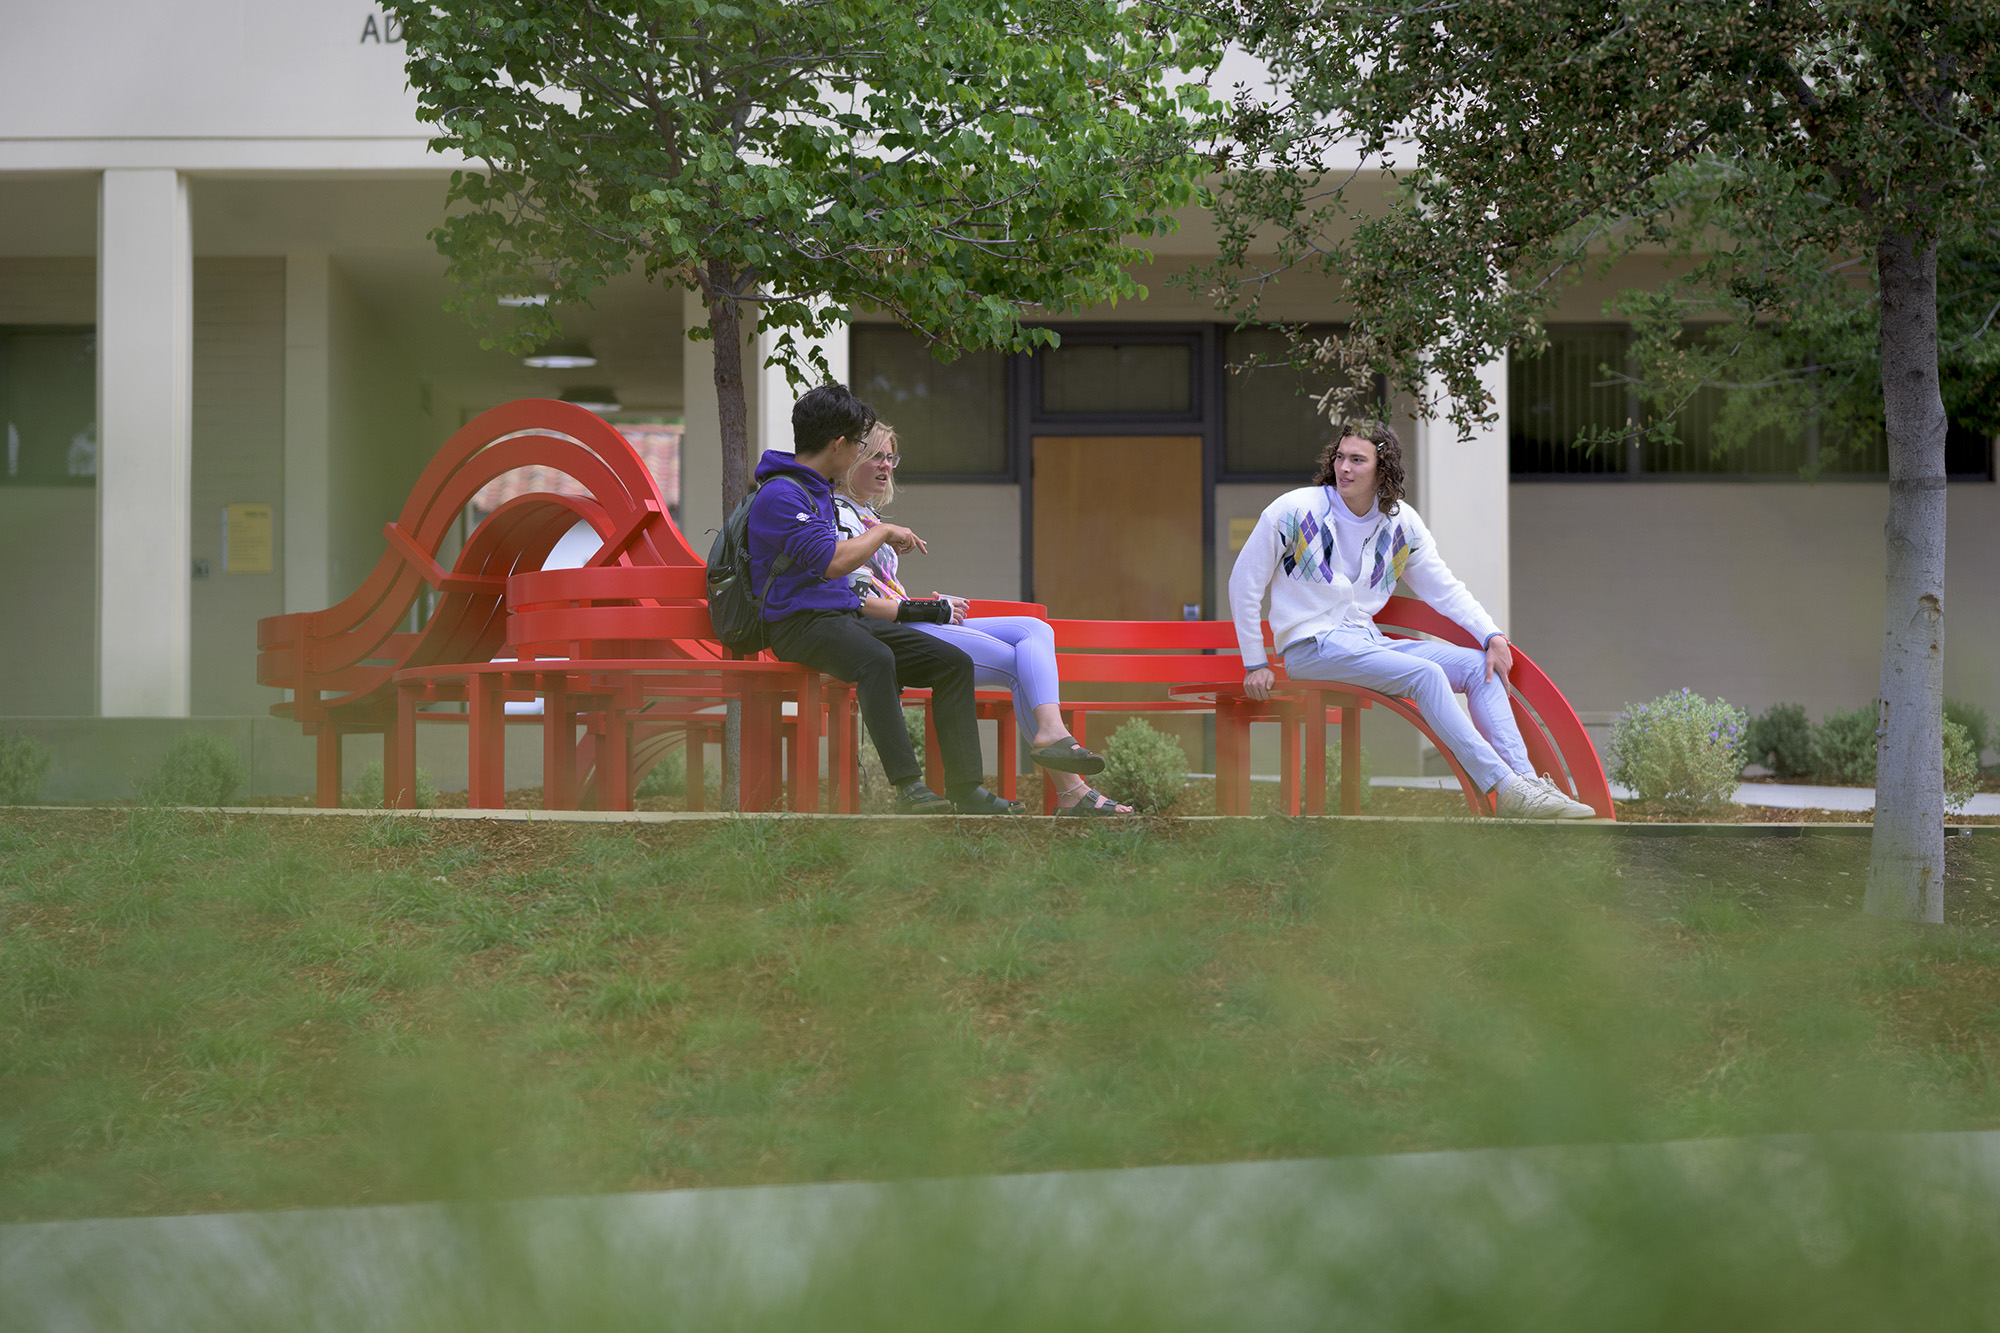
833,423,1134,815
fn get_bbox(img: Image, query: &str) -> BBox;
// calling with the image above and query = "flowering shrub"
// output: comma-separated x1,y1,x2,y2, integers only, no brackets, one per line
1607,689,1747,812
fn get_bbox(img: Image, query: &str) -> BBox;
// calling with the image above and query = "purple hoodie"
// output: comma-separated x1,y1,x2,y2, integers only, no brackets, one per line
748,450,862,621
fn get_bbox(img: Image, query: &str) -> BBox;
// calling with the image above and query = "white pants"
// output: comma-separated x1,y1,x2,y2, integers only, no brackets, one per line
1283,626,1530,793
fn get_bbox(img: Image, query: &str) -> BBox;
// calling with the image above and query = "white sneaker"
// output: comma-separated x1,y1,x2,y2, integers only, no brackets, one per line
1495,772,1596,820
1530,773,1599,819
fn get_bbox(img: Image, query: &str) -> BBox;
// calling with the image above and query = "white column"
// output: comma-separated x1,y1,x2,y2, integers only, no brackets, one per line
756,309,850,456
1416,354,1511,634
284,253,331,612
97,168,192,717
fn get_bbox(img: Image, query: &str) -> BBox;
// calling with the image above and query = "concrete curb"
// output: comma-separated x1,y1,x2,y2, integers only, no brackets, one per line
5,805,1991,835
6,1132,1999,1331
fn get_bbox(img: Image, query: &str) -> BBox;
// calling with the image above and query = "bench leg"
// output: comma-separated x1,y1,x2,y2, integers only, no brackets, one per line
791,674,821,813
1304,698,1329,816
542,677,576,811
315,726,342,809
923,702,943,796
389,686,418,809
996,703,1017,801
599,697,634,813
830,686,858,814
467,674,506,809
739,689,779,811
685,724,706,812
1341,700,1362,816
1280,706,1301,816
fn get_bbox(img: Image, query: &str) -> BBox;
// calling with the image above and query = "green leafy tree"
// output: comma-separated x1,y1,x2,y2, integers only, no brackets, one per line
1201,0,2000,921
386,0,1216,517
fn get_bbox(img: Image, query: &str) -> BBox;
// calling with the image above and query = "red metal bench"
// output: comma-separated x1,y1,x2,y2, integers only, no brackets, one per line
261,398,1611,819
259,400,842,811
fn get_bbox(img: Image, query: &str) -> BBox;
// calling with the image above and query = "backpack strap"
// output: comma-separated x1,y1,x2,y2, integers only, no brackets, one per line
744,478,797,612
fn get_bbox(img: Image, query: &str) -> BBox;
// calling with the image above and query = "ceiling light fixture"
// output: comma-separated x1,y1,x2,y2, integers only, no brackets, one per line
524,345,598,370
560,387,622,414
498,293,550,307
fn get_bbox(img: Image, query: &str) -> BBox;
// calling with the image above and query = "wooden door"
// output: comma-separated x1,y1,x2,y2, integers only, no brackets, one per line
1031,436,1203,620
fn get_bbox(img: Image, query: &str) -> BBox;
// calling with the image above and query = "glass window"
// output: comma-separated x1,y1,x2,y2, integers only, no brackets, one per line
1039,340,1191,415
0,327,96,487
1223,325,1375,476
1508,326,1632,476
1510,325,1912,477
849,325,1007,477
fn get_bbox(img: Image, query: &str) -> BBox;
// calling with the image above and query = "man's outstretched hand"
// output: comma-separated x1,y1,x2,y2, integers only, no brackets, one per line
1244,667,1276,701
1485,635,1514,684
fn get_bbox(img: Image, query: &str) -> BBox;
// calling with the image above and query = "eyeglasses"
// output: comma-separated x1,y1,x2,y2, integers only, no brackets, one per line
876,453,901,469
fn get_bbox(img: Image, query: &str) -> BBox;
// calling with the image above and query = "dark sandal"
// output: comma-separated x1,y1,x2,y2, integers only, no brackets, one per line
1057,785,1134,816
1030,737,1106,775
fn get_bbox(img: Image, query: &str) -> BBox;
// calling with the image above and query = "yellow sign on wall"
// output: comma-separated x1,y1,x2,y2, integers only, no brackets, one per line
224,504,273,574
1228,517,1259,553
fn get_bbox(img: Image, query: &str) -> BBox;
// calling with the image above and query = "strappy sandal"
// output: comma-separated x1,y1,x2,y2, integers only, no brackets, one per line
1029,737,1106,775
1056,785,1134,816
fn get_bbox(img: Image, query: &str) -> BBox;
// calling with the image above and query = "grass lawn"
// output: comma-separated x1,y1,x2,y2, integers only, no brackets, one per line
3,810,1998,1225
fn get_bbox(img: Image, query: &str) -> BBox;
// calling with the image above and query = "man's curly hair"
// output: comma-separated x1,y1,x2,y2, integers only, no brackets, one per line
1312,419,1406,516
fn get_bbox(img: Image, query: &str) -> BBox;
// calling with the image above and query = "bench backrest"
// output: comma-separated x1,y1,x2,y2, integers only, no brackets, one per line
259,399,705,721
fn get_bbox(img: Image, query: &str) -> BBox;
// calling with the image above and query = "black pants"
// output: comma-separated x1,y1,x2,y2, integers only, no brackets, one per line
769,610,983,791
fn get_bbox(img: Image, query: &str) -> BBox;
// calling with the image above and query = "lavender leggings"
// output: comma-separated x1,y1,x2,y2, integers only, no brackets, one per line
1284,625,1530,793
910,616,1061,742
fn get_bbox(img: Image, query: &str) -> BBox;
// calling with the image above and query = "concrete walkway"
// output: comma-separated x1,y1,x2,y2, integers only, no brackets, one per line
4,1134,1998,1331
1371,774,2000,816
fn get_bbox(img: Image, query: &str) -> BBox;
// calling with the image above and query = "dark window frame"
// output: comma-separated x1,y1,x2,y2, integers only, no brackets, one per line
847,322,1015,484
1029,326,1205,427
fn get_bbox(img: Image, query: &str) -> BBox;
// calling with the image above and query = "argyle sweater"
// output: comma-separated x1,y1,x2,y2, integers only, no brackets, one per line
1226,489,1503,670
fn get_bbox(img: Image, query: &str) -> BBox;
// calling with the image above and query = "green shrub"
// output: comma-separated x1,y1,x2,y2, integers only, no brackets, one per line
1808,703,1980,798
0,728,51,805
1946,698,1993,767
1946,718,1981,814
1809,706,1879,785
1744,702,1812,780
139,732,247,806
1100,718,1188,813
345,761,437,810
1607,689,1747,811
635,747,687,799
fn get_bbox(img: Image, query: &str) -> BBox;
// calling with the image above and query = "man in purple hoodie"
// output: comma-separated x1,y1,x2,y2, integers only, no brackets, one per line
750,383,1022,815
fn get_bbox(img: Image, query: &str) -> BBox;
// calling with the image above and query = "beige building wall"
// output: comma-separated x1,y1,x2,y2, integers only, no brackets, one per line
190,257,286,716
1511,482,2000,725
325,262,431,604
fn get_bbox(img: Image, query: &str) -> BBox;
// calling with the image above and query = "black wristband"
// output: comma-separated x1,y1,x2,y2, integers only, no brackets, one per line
896,598,953,624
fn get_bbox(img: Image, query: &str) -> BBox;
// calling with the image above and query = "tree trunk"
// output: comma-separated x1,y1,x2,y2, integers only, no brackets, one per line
1864,229,1949,923
702,261,754,812
705,261,753,517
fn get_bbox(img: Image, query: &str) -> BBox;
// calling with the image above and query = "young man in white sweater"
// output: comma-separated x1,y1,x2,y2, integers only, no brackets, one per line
1227,420,1595,819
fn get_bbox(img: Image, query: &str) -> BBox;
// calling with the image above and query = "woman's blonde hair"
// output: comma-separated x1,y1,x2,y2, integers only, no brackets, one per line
839,420,897,507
